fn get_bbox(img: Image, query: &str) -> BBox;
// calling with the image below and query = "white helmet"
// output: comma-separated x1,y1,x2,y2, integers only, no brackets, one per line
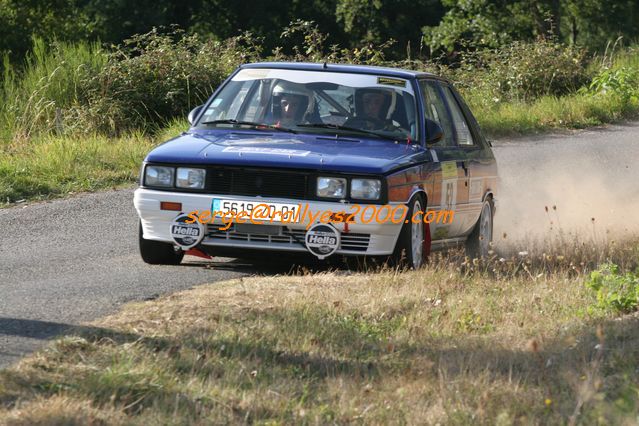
272,80,314,115
357,87,396,120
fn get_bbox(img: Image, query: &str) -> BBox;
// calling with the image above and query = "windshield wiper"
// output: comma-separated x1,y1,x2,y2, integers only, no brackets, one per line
199,119,297,133
297,123,399,141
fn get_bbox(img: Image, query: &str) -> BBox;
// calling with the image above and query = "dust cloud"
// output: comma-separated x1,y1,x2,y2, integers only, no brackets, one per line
491,124,639,253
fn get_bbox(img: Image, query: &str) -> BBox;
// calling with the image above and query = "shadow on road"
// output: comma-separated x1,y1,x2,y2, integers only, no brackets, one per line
0,317,140,342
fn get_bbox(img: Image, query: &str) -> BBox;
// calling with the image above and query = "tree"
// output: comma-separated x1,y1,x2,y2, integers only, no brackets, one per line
0,0,94,60
424,0,639,55
336,0,444,55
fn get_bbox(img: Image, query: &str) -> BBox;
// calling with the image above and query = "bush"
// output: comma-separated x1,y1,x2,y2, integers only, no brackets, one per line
78,28,263,135
586,263,639,314
275,19,401,66
452,39,590,105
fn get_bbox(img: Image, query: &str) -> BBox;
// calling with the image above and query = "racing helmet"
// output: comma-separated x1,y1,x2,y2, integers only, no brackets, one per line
272,80,314,121
355,87,396,120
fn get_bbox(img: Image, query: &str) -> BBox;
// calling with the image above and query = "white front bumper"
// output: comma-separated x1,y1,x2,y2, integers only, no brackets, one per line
133,188,405,256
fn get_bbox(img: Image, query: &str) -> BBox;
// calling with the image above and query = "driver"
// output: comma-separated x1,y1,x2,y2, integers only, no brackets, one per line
362,91,388,122
271,81,313,127
345,88,398,131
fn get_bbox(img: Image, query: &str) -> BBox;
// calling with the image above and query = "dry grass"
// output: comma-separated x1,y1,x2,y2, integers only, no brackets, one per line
1,249,638,424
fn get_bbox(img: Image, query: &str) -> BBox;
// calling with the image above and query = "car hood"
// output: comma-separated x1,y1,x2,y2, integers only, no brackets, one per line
145,130,428,174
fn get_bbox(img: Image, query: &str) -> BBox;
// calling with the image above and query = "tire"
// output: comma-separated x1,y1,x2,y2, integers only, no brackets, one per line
392,195,427,269
465,197,494,259
139,221,184,265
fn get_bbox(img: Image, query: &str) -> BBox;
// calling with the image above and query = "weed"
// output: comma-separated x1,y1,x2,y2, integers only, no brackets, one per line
586,263,639,314
586,66,639,103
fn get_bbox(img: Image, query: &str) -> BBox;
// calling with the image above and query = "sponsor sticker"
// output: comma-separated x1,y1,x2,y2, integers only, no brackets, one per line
222,146,310,156
170,213,205,249
441,161,457,179
305,223,340,259
377,77,406,87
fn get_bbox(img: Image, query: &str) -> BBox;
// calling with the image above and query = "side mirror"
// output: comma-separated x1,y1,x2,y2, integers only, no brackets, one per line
187,105,204,125
425,118,444,145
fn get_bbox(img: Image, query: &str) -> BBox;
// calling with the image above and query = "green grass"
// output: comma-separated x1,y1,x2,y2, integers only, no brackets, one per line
153,117,189,143
473,92,639,137
1,38,107,141
0,133,154,205
1,249,639,424
467,45,639,137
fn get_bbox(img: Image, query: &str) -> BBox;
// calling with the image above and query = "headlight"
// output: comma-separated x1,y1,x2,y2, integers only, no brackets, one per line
145,165,174,187
351,179,381,200
317,177,347,198
176,168,206,189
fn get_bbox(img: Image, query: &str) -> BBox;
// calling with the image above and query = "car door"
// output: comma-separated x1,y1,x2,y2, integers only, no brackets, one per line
418,79,467,240
440,83,497,236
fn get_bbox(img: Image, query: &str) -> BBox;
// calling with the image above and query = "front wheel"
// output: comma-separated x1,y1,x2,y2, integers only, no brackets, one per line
465,198,494,259
392,196,428,269
139,221,184,265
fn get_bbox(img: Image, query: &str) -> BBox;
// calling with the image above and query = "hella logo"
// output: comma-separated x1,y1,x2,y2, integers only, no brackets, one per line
307,235,337,245
172,225,200,236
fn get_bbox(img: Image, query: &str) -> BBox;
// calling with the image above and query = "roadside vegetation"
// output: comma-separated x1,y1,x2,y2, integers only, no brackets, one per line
1,240,638,424
1,23,638,205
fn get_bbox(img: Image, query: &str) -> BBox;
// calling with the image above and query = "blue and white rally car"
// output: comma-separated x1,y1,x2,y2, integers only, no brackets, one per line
134,62,498,268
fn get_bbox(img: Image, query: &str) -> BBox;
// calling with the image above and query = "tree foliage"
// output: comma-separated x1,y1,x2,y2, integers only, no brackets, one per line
0,0,638,67
424,0,639,54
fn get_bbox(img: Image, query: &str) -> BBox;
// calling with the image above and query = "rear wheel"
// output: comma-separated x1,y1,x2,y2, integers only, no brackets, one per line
139,221,184,265
392,196,427,269
465,198,493,259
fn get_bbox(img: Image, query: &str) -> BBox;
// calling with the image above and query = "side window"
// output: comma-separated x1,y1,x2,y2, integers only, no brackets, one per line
238,80,271,122
419,80,455,146
201,80,252,122
442,86,475,146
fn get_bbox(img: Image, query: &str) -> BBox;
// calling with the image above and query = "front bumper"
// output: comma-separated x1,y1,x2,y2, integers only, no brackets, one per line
134,188,405,256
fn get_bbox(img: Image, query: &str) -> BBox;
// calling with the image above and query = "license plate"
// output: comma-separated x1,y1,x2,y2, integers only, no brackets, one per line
211,199,301,223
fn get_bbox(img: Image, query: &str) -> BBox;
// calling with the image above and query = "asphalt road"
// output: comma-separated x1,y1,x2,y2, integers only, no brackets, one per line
0,190,252,369
1,120,638,369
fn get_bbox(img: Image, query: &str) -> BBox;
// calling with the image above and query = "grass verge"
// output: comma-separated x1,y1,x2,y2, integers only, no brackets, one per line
0,133,155,206
1,258,638,424
470,92,639,138
0,120,189,207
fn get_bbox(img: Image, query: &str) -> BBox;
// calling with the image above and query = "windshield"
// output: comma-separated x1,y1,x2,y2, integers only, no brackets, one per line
194,68,418,141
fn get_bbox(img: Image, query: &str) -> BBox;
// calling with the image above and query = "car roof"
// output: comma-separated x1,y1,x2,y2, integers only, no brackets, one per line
240,61,441,80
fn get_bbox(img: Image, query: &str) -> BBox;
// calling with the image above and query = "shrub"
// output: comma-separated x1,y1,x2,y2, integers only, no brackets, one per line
275,19,400,66
78,28,263,135
586,263,639,314
452,38,590,105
